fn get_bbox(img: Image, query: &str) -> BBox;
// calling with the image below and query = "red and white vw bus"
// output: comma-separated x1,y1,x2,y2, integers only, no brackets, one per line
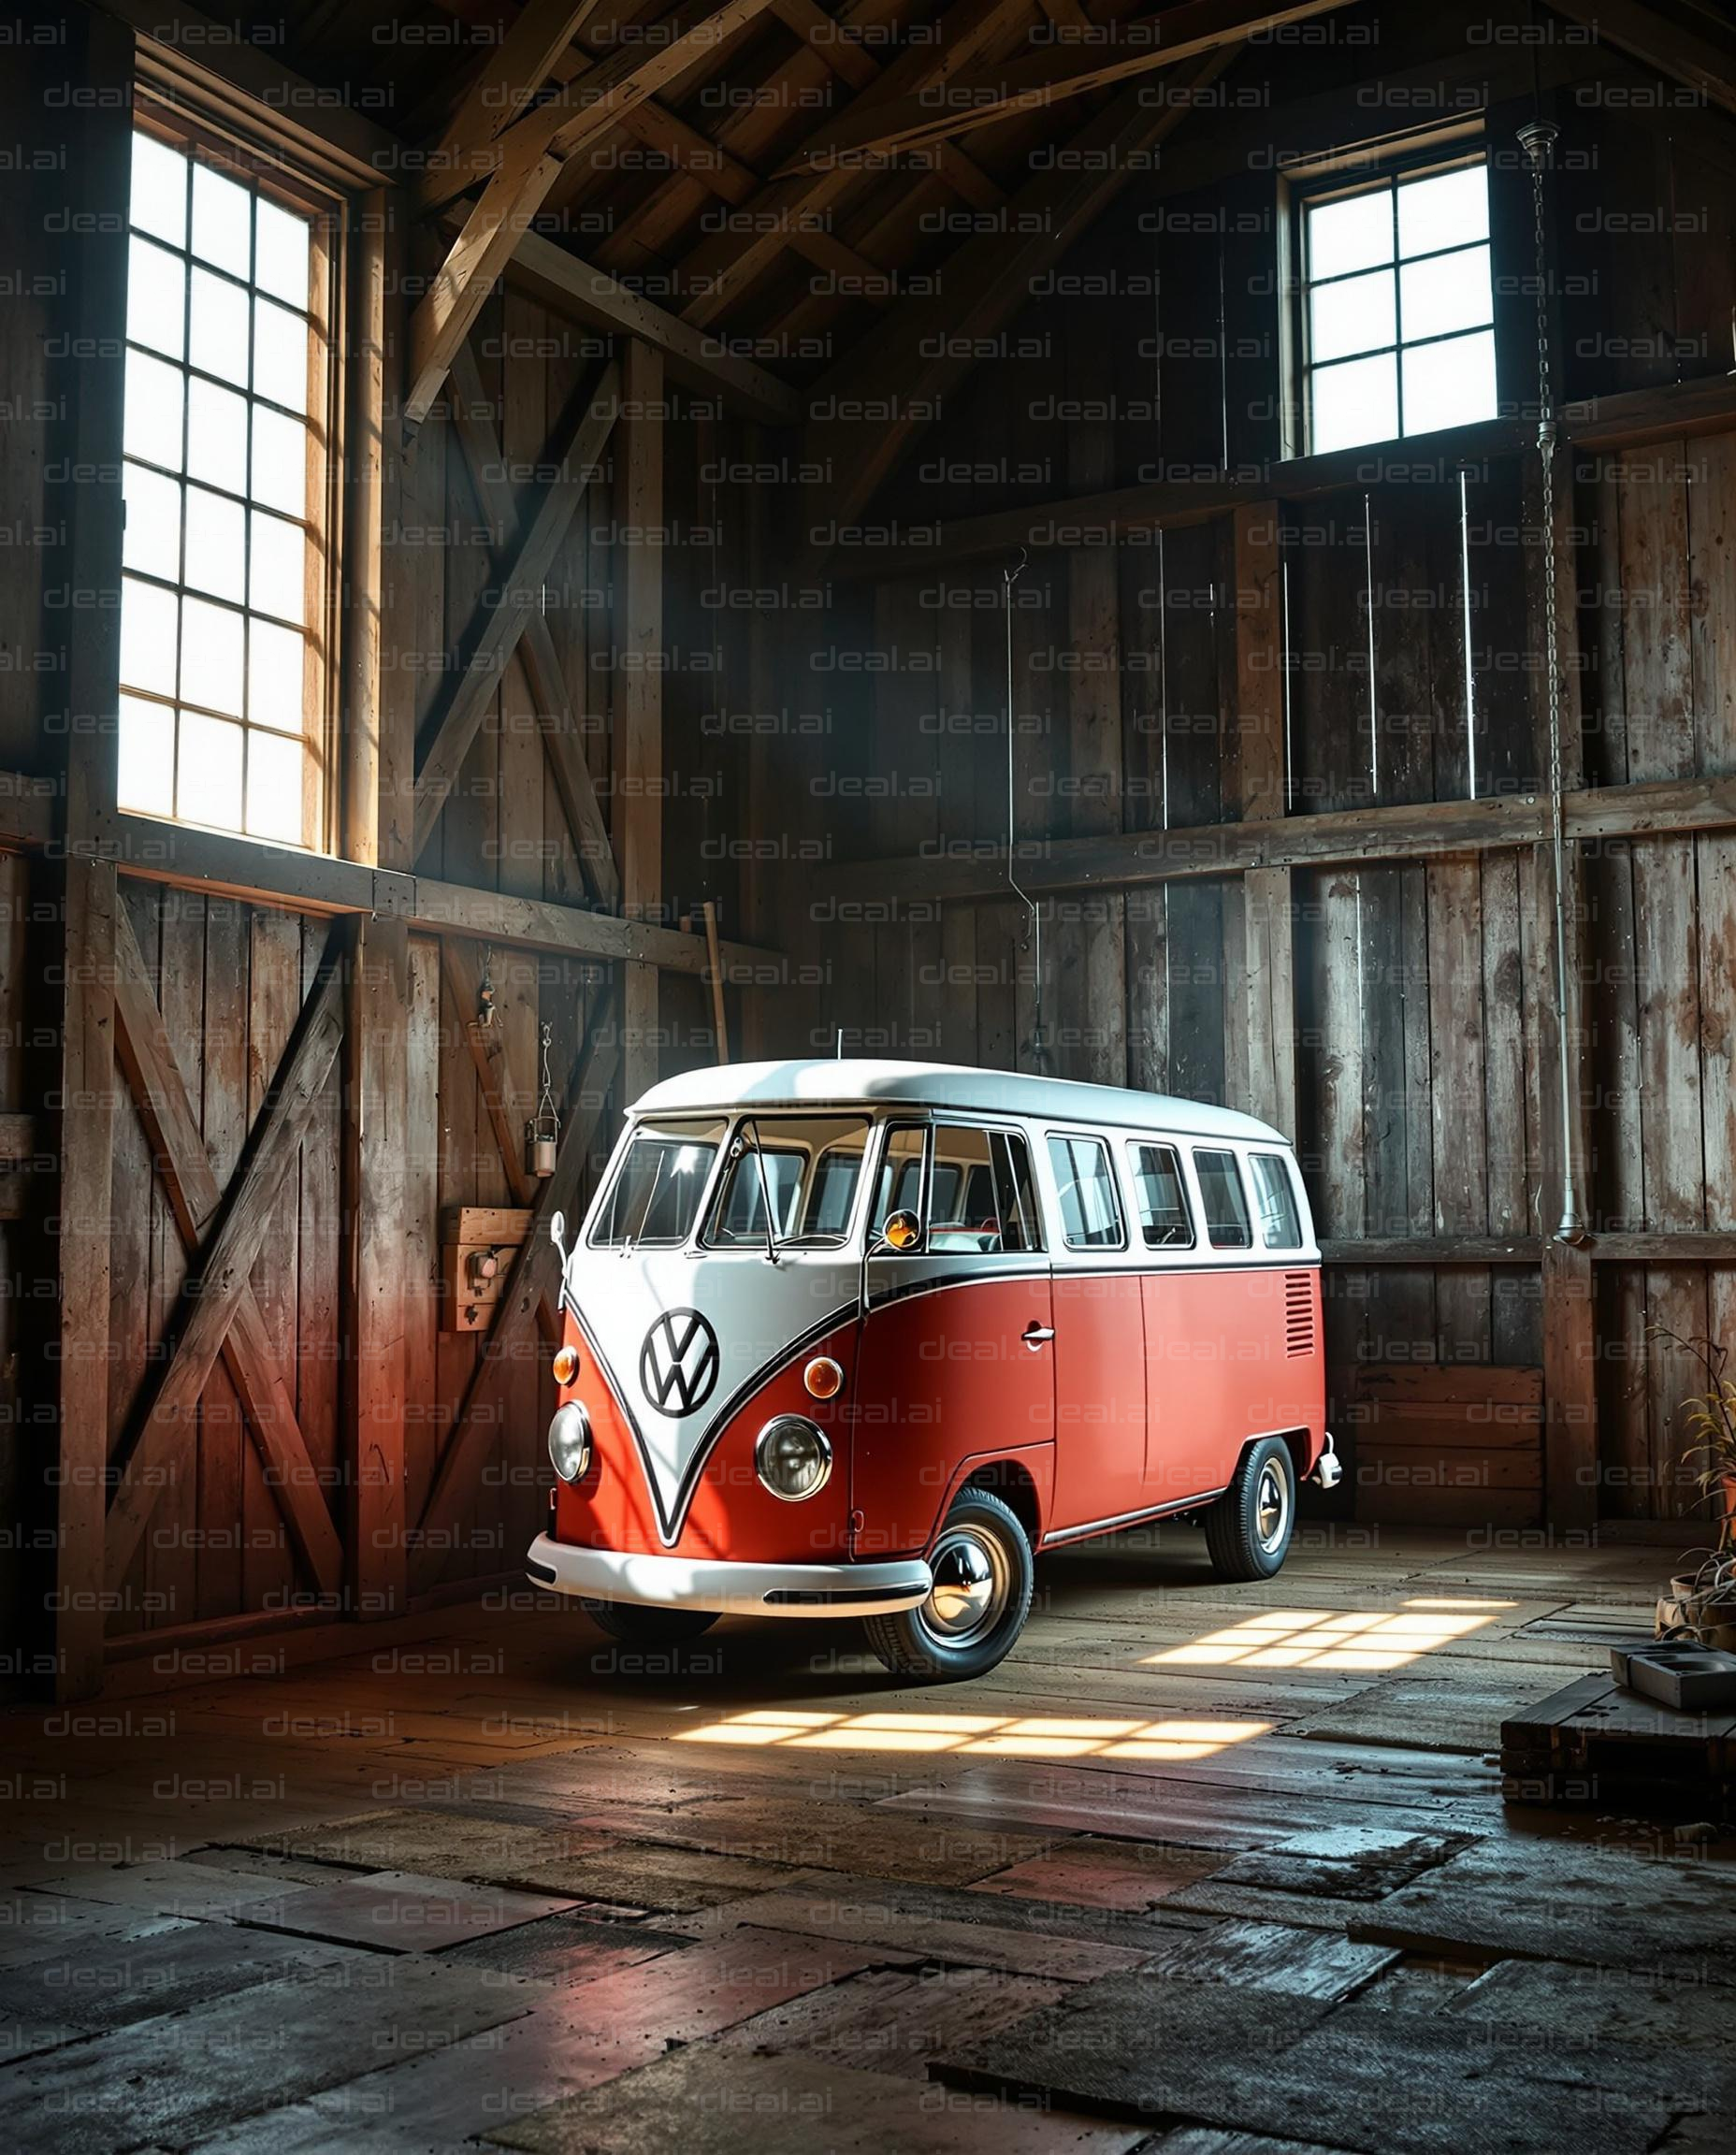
528,1061,1337,1682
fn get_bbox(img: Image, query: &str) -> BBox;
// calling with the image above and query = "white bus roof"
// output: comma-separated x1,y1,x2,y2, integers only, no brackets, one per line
632,1060,1291,1147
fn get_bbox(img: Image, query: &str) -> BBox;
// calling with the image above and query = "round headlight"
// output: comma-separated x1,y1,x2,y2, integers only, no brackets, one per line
803,1354,844,1401
547,1401,592,1483
552,1344,580,1386
755,1414,832,1502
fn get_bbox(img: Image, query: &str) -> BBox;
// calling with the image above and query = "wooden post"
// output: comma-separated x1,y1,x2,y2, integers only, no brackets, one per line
47,7,130,1697
341,189,388,869
1234,503,1296,1136
54,860,118,1699
620,338,664,1103
343,183,413,1616
344,916,410,1615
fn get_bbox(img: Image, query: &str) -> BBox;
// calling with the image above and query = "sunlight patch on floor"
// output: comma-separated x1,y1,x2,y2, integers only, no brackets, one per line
1144,1598,1511,1672
676,1708,1271,1758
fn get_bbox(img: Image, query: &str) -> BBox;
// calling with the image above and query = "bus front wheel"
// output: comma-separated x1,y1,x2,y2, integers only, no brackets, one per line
863,1487,1034,1683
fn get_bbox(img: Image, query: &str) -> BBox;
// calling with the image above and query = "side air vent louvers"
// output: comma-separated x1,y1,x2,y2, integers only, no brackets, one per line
1284,1271,1315,1358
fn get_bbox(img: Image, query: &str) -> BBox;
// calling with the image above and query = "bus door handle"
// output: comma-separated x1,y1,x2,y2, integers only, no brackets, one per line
1021,1323,1055,1350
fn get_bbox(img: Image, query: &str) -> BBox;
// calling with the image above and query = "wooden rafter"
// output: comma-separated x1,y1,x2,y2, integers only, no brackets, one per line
106,935,349,1592
601,0,1006,271
109,904,345,1598
500,228,802,423
418,0,779,215
672,0,1033,330
433,0,611,169
412,984,620,1585
448,341,621,905
406,0,780,421
807,52,1236,529
784,0,1356,166
412,357,622,861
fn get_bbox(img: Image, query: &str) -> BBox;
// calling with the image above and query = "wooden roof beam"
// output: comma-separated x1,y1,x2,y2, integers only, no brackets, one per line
406,0,779,423
502,227,803,422
433,0,611,170
673,0,1032,329
783,0,1359,167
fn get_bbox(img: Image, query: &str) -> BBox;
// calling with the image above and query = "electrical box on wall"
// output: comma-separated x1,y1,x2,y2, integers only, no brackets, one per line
441,1205,534,1332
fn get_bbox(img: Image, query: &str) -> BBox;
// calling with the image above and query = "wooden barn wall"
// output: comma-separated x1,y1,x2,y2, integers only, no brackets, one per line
791,68,1736,1529
94,283,758,1640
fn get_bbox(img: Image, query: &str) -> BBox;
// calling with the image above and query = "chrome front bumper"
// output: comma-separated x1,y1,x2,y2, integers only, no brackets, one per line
526,1533,933,1618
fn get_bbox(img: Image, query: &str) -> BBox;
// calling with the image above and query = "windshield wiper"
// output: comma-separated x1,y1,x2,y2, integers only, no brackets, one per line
744,1118,781,1266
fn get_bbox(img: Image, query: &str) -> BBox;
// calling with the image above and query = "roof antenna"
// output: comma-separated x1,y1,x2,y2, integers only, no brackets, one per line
1003,549,1048,1073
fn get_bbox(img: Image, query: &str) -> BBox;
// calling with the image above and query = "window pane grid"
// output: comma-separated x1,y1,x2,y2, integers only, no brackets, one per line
119,553,309,643
119,123,321,847
1301,155,1497,455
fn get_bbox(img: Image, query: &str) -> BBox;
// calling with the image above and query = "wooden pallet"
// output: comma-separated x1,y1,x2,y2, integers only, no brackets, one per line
1501,1671,1736,1815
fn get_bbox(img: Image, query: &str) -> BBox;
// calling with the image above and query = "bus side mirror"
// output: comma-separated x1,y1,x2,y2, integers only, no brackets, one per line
874,1208,921,1254
549,1209,568,1258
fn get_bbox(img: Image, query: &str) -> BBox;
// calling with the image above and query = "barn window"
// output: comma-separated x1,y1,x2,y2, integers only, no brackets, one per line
118,118,335,847
1298,153,1496,455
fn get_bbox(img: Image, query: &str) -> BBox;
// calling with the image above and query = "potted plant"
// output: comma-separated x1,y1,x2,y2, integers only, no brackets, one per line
1653,1326,1736,1650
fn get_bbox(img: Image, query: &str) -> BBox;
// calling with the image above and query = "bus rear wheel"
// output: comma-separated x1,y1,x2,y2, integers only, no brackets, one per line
1203,1436,1295,1582
580,1600,720,1646
863,1487,1034,1683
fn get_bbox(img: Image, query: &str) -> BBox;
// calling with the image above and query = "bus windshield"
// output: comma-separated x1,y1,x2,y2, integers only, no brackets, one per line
704,1116,871,1250
589,1120,726,1247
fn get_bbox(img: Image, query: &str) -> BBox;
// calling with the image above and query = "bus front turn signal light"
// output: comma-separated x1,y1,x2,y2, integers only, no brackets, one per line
804,1355,844,1400
552,1344,580,1385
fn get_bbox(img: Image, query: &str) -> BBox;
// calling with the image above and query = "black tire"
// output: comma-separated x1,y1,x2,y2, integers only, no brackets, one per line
863,1487,1034,1683
1203,1436,1296,1582
580,1599,720,1645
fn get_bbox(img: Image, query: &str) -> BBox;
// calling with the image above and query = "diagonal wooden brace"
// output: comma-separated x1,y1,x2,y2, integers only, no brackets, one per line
110,904,345,1596
412,357,622,862
448,340,621,905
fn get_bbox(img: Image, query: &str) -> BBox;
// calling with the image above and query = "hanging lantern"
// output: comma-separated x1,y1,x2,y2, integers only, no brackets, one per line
527,1020,559,1179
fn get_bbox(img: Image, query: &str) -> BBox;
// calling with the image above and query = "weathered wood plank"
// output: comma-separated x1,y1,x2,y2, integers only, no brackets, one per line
106,939,348,1591
412,989,619,1582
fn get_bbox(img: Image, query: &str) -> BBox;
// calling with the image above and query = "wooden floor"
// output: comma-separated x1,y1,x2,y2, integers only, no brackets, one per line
3,1526,1734,2153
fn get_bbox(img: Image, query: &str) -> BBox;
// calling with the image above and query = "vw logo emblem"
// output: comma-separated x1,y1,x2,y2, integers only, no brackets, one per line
639,1309,720,1417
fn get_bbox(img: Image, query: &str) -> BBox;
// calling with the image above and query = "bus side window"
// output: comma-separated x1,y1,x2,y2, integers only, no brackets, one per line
930,1126,996,1251
1129,1143,1194,1249
1193,1149,1252,1250
1047,1134,1125,1251
991,1130,1043,1252
1249,1151,1303,1249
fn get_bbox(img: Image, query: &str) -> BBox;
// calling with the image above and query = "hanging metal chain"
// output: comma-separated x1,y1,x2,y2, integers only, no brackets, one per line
1520,116,1586,1243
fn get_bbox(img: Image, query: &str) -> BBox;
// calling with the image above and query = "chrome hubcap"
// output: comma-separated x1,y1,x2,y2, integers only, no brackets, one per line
919,1527,1008,1648
1256,1458,1290,1552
